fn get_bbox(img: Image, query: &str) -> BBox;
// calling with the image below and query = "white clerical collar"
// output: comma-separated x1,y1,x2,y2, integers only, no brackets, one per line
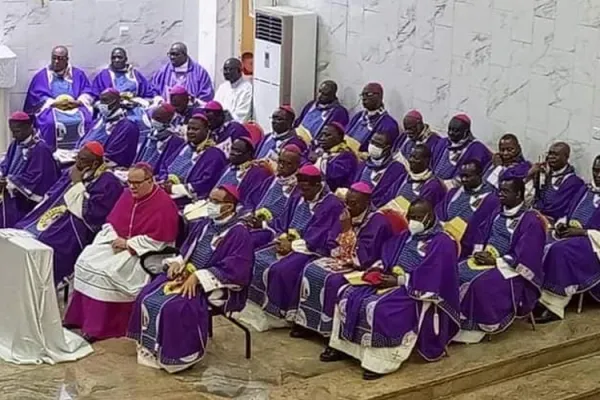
551,164,568,176
214,213,235,225
409,169,432,182
230,77,244,88
503,202,524,217
174,60,189,73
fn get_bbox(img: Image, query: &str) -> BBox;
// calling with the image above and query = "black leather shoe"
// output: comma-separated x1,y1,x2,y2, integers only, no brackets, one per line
319,346,348,362
362,369,384,380
289,325,311,339
534,309,561,324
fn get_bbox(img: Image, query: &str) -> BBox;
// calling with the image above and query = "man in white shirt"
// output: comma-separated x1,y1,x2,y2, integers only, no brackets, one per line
214,58,253,123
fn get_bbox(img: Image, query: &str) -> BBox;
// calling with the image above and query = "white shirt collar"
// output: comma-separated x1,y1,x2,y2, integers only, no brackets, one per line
503,202,524,217
174,60,189,73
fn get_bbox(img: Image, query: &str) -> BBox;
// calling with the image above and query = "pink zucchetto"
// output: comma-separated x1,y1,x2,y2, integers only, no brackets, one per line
350,181,373,195
298,164,321,177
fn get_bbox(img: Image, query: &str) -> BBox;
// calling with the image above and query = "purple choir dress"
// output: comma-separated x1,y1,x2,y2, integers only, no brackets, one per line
397,129,441,165
482,159,531,189
345,110,401,153
435,184,500,259
295,101,349,143
210,120,250,158
214,163,273,211
127,218,253,373
255,131,308,161
248,191,345,324
76,114,140,168
295,212,393,336
432,138,492,183
317,147,358,192
354,158,407,208
135,133,185,174
0,139,60,228
389,172,447,214
329,227,460,374
534,165,585,221
456,206,545,342
150,58,214,102
541,186,600,317
24,67,94,114
36,107,94,151
15,170,123,284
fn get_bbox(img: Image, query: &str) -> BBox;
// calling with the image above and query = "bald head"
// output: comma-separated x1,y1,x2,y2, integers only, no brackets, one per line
169,42,189,67
547,141,571,171
317,80,338,105
51,46,69,73
223,58,243,83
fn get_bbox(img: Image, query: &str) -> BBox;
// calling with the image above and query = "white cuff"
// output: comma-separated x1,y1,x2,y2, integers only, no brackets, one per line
291,238,310,254
171,183,191,198
41,98,55,111
63,182,86,219
78,94,94,109
163,254,184,266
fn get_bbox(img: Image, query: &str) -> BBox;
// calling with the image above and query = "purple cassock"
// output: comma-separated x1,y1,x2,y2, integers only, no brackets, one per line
215,163,273,211
332,226,460,371
15,170,123,284
457,206,545,340
36,107,94,151
295,211,394,336
91,67,157,99
159,143,228,203
435,183,500,259
77,114,140,168
432,138,492,181
345,110,401,152
295,101,349,142
248,190,345,321
542,186,600,314
391,172,447,213
318,148,359,192
354,157,407,208
135,131,185,174
128,218,253,372
151,59,214,102
397,130,441,165
0,139,60,228
24,66,94,114
255,132,308,160
534,165,585,221
482,158,532,189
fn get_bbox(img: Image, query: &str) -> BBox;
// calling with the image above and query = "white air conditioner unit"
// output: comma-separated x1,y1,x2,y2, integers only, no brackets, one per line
253,6,317,133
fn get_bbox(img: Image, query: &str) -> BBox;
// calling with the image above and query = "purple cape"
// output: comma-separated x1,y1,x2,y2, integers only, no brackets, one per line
92,67,157,98
78,117,140,168
535,167,585,221
216,164,273,210
15,171,123,283
135,135,185,174
255,132,308,159
346,111,402,152
322,150,358,192
24,67,93,114
151,58,214,101
395,174,447,210
398,132,442,163
354,159,407,208
482,159,532,188
295,101,349,140
432,138,492,180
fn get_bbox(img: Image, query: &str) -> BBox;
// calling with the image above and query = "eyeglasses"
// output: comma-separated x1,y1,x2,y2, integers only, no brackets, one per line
360,92,377,99
168,52,183,57
127,178,151,187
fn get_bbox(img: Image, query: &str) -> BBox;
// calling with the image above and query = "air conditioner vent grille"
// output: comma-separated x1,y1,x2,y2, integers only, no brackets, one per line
255,13,283,44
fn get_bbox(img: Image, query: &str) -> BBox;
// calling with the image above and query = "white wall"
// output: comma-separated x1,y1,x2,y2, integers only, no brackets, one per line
0,0,200,112
277,0,600,177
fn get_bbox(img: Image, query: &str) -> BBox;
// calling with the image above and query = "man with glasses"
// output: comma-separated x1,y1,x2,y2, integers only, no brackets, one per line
214,58,253,122
255,106,307,165
64,162,180,342
151,42,214,103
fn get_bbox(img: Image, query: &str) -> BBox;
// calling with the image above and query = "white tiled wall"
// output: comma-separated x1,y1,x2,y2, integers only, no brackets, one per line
278,0,600,177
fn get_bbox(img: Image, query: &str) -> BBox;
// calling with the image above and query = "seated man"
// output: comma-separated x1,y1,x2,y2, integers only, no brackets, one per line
64,163,179,341
0,112,60,228
396,110,441,166
432,114,492,188
529,142,584,222
169,85,202,135
127,185,253,373
310,122,358,192
535,156,600,323
384,144,446,215
241,164,344,331
214,58,253,122
15,142,123,284
77,88,140,168
436,160,499,258
24,45,94,114
160,114,227,205
354,131,406,208
294,182,394,338
454,178,545,343
296,80,349,143
255,106,308,163
203,101,249,157
323,199,460,380
483,134,531,188
345,83,400,154
135,104,184,173
151,42,214,103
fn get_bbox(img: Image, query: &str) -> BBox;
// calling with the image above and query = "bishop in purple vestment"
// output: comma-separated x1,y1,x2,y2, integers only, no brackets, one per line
295,81,349,143
454,178,545,343
0,112,60,228
436,160,500,259
532,142,585,222
311,122,358,192
36,98,94,152
15,142,123,284
354,131,407,208
241,164,345,331
151,42,214,102
168,85,203,135
128,185,254,373
322,199,460,380
482,134,531,189
76,89,140,168
202,100,249,158
294,182,394,338
431,114,492,187
345,83,401,154
396,110,441,167
255,106,308,162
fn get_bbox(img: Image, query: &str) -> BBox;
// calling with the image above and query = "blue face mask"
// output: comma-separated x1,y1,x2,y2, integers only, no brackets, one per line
97,103,110,117
152,120,170,132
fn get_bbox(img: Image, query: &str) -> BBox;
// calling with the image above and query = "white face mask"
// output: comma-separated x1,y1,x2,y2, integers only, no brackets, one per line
98,103,110,117
368,144,384,160
408,219,426,235
207,202,222,220
152,120,170,132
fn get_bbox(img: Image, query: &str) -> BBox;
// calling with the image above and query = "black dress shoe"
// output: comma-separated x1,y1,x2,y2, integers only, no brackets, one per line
82,334,98,344
534,309,561,324
362,369,384,380
319,346,348,362
289,325,311,339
